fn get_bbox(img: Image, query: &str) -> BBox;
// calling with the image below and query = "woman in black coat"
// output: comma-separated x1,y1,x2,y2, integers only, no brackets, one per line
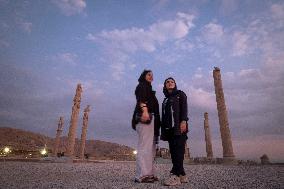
161,77,189,186
132,70,161,183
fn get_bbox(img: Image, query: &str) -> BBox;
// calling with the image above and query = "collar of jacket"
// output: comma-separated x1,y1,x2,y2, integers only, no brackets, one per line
164,89,179,98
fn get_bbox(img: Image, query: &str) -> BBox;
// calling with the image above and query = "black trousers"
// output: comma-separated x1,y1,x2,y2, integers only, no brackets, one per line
168,135,187,176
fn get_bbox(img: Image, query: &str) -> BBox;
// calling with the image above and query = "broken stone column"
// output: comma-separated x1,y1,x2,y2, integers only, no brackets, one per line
79,105,91,159
66,84,83,157
204,112,213,159
184,142,191,159
213,67,235,161
53,117,64,156
260,154,270,165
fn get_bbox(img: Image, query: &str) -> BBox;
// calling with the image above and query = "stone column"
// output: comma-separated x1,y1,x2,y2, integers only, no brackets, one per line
184,142,191,159
79,105,91,159
204,112,213,159
53,117,64,156
213,67,235,160
260,154,270,165
66,84,83,157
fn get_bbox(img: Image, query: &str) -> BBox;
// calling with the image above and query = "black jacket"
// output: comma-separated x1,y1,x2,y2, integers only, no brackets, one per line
132,81,161,136
161,90,188,141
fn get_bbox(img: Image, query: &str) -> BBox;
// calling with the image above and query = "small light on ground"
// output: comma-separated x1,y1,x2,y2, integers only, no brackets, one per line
4,147,10,153
133,150,137,155
40,149,47,155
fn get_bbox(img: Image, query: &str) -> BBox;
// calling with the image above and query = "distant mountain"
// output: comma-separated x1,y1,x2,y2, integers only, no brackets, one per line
0,127,135,160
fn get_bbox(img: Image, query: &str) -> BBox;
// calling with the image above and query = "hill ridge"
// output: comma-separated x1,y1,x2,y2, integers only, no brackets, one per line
0,127,134,160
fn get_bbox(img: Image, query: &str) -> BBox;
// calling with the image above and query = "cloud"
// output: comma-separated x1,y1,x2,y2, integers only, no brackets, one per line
153,0,170,10
174,39,194,51
187,86,216,110
99,28,156,53
86,12,195,79
54,52,78,65
238,68,260,78
86,33,96,41
177,72,216,111
0,64,108,137
0,64,60,133
198,22,228,61
271,2,284,27
192,67,203,79
0,21,9,30
88,12,195,53
154,47,184,64
19,21,32,33
271,3,284,17
52,0,86,16
110,62,126,81
199,2,284,59
0,2,33,34
223,66,283,134
232,31,249,57
202,22,224,42
219,0,238,16
231,3,284,58
98,49,131,81
15,18,33,33
0,39,10,47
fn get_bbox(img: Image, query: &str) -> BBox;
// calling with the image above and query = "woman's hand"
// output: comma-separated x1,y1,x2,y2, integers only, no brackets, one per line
140,103,150,122
180,121,187,133
141,111,150,122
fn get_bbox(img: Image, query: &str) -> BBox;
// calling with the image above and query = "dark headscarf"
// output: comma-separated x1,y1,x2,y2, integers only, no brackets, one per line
163,77,178,97
138,70,152,83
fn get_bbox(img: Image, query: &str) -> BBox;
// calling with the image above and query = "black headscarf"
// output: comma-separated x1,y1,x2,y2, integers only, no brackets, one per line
163,77,178,97
138,69,152,83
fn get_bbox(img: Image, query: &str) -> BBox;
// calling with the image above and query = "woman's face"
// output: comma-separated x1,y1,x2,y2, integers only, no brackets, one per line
165,79,175,90
145,72,153,83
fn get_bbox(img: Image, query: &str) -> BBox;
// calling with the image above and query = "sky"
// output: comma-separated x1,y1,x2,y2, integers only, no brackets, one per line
0,0,283,162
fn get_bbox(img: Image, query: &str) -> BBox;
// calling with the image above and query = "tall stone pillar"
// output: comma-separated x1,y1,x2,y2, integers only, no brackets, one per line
79,105,91,159
66,84,83,157
213,67,235,160
53,117,64,156
204,112,213,159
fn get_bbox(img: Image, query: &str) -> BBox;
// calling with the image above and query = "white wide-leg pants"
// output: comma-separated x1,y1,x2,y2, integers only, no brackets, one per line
135,119,156,180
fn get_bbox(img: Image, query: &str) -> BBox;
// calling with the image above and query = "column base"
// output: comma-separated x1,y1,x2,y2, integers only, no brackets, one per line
220,157,238,165
185,158,195,164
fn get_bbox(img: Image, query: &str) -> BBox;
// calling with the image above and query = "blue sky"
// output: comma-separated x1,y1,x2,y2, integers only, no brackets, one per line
0,0,284,162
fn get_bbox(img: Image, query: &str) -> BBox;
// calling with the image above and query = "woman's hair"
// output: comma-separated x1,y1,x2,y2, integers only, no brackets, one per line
138,69,152,83
163,77,177,96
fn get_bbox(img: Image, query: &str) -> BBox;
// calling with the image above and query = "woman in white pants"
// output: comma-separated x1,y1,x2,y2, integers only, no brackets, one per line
132,70,161,183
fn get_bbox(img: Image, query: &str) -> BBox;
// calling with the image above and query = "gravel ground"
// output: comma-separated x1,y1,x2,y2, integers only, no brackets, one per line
0,161,283,189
